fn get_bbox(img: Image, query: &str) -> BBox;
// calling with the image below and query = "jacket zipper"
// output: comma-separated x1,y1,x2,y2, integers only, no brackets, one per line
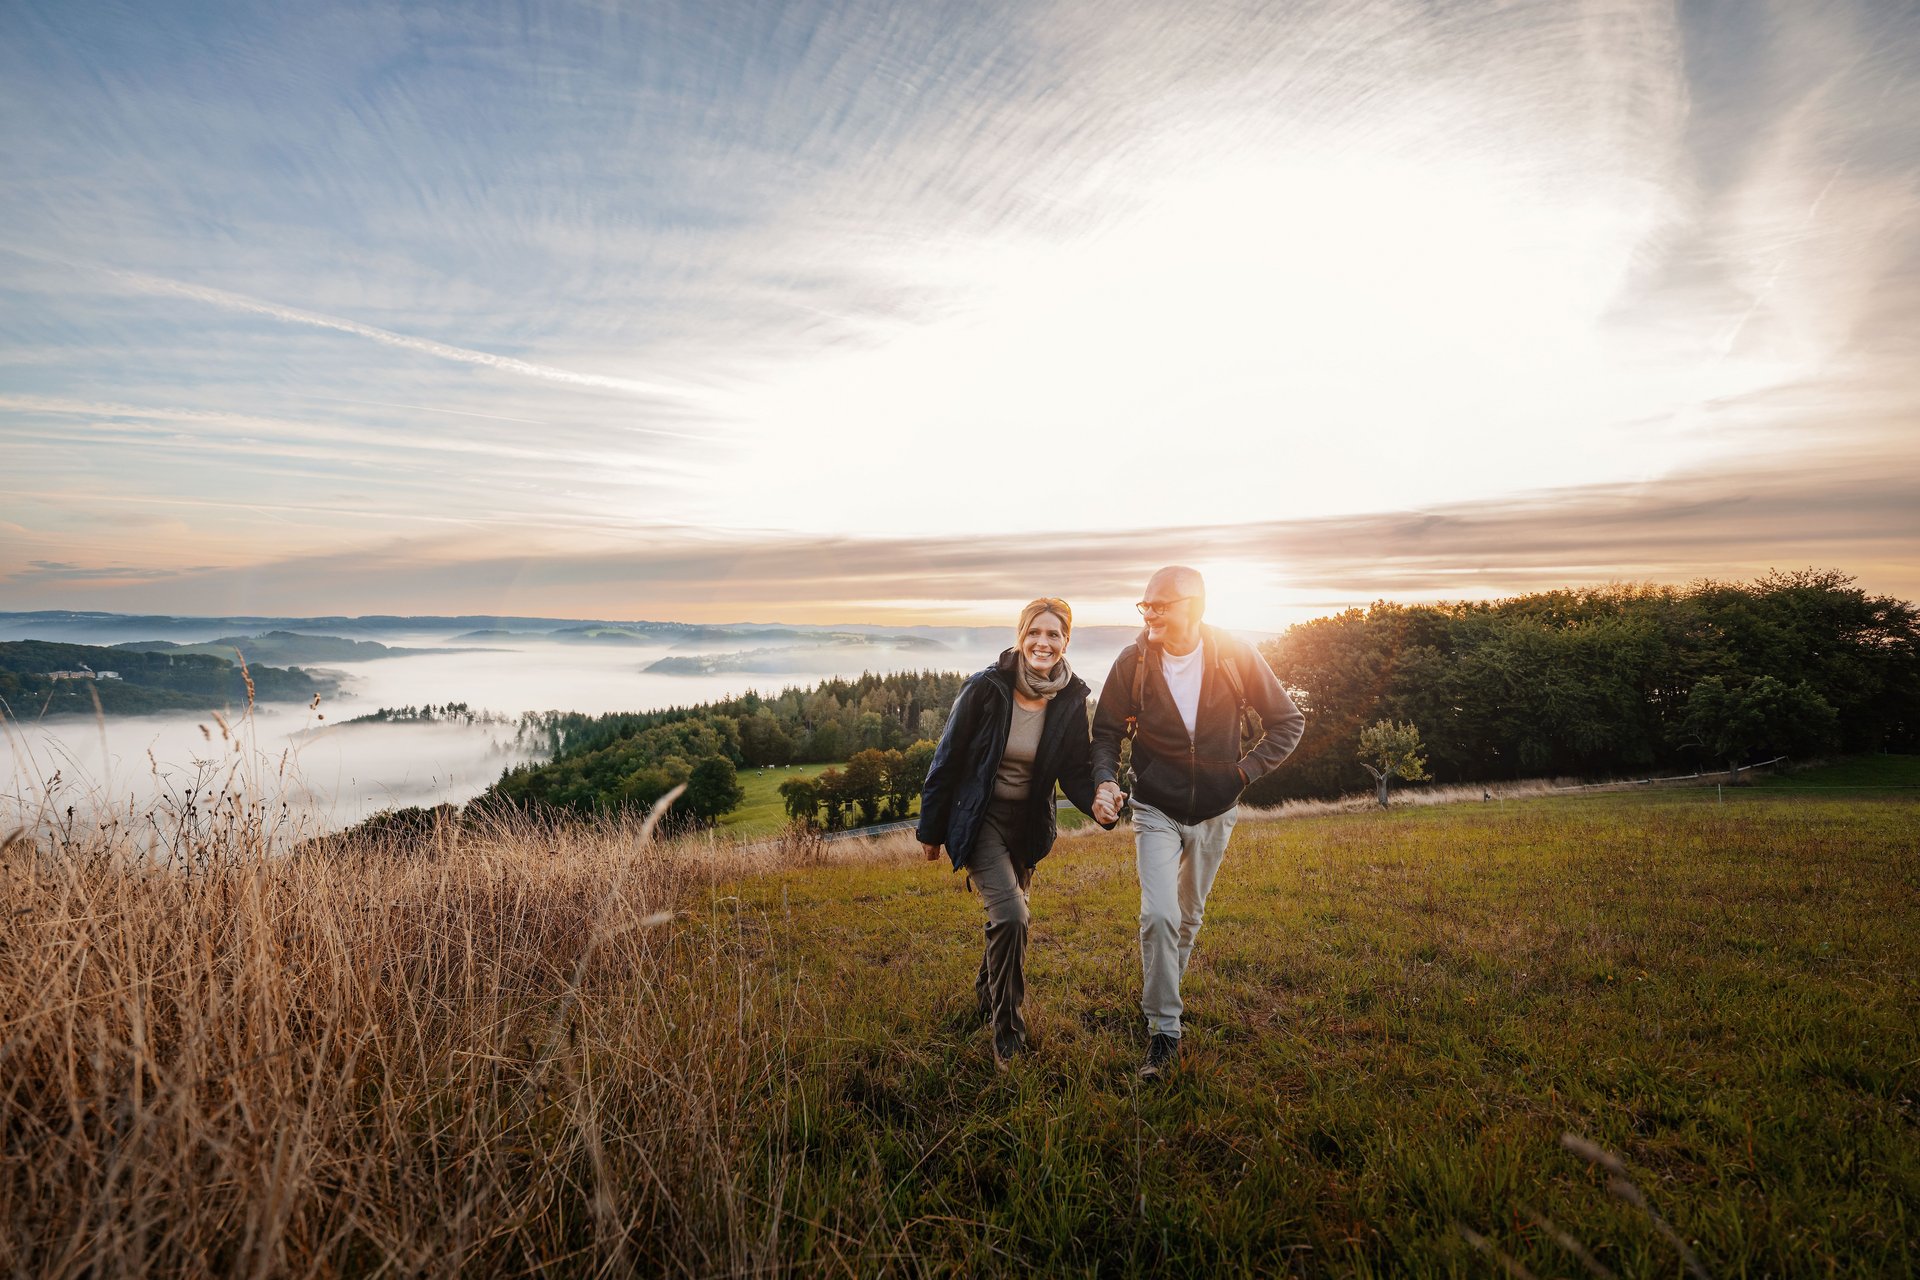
955,680,1012,869
1187,731,1197,814
1149,644,1205,818
1187,640,1209,815
988,676,1063,867
1147,640,1216,818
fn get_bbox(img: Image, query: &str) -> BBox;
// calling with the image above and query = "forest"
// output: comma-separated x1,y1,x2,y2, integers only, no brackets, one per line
1246,569,1918,803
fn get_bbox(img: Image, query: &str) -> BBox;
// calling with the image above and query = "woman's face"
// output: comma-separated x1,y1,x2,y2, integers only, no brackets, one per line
1019,611,1069,673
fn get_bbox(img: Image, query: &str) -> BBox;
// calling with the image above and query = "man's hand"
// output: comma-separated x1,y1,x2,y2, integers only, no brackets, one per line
1093,780,1127,825
921,842,943,862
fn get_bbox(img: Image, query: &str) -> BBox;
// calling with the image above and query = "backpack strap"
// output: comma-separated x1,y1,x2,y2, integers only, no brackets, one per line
1130,630,1261,748
1217,637,1246,706
1208,628,1261,748
1124,645,1146,740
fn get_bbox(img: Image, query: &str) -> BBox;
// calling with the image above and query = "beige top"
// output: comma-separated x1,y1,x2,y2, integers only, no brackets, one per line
993,702,1046,802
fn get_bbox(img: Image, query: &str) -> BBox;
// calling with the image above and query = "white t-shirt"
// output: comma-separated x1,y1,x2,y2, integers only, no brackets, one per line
1159,644,1205,737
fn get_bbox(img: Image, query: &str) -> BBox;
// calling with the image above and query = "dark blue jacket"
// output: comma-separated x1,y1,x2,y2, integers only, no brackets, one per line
915,649,1105,874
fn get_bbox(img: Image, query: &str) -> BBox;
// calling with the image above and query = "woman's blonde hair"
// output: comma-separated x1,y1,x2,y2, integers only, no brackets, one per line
1017,597,1072,642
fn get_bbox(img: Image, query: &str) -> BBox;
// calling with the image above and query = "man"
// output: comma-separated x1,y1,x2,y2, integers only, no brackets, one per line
1090,566,1306,1078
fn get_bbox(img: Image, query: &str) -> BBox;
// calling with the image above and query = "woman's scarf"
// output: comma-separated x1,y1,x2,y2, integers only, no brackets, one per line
1015,654,1072,701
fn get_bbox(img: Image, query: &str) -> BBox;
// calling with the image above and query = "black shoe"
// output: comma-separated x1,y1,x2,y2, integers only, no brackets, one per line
1140,1033,1179,1079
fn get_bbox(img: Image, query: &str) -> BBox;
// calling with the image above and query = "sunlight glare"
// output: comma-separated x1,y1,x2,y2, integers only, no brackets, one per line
723,147,1796,537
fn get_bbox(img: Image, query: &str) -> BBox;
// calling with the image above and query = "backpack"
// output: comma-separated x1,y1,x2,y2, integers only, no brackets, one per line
1124,627,1263,750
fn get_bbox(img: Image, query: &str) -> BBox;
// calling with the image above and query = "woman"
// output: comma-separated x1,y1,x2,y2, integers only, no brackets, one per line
916,597,1114,1067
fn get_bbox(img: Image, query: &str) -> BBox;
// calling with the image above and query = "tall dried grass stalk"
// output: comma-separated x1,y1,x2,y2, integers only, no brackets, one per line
0,778,826,1276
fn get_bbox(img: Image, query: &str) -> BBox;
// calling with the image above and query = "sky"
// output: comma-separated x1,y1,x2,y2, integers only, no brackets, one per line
2,0,1916,630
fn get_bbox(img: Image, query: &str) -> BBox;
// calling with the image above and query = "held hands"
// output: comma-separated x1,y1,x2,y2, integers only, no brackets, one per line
1092,781,1128,826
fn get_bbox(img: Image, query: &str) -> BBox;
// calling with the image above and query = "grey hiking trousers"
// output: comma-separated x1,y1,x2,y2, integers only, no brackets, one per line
966,798,1031,1058
1134,800,1238,1038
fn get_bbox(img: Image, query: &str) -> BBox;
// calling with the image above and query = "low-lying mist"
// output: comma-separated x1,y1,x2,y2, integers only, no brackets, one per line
3,630,1122,833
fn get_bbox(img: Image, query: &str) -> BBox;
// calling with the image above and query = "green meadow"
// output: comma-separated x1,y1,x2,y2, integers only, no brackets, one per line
6,762,1914,1276
710,775,1917,1275
720,762,945,837
720,762,832,835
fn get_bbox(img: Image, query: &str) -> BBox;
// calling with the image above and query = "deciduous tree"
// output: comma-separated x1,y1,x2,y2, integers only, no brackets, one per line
813,768,849,830
842,749,890,825
1679,675,1839,778
680,755,745,823
778,776,821,827
1356,719,1429,809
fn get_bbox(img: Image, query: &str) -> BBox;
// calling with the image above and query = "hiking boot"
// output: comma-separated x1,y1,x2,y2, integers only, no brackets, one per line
1139,1033,1180,1080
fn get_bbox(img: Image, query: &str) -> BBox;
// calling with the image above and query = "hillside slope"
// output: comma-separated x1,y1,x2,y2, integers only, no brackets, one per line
0,638,332,714
6,786,1913,1276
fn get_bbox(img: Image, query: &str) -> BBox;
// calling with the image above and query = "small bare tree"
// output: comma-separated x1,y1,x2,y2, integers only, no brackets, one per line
1357,719,1429,809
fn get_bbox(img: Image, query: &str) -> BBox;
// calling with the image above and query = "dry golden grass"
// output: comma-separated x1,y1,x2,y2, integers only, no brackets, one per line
0,788,907,1277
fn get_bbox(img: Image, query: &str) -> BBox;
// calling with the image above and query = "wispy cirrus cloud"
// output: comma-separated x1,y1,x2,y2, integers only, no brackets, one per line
99,266,704,402
1,0,1916,620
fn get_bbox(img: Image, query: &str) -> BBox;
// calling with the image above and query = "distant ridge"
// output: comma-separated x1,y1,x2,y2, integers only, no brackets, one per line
0,611,1163,650
0,638,332,714
0,610,706,643
108,631,468,664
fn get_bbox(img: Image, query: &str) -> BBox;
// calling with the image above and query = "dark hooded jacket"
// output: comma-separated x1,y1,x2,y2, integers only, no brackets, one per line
1090,624,1306,825
915,649,1106,874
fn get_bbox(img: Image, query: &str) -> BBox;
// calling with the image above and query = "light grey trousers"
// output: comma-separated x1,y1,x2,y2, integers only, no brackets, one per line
1133,800,1238,1038
966,799,1031,1058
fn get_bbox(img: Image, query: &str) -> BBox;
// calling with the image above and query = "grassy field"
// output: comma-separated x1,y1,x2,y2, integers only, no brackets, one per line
720,763,930,838
1748,753,1920,791
3,767,1914,1276
721,762,829,835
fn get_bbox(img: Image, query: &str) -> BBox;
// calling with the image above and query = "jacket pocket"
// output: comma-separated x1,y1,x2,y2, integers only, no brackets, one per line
1130,752,1174,808
1192,759,1244,815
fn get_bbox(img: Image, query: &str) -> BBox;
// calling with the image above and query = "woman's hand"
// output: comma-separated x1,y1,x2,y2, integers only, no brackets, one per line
921,842,943,862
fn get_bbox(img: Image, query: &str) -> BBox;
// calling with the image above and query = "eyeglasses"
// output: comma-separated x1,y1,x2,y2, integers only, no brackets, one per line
1135,596,1195,618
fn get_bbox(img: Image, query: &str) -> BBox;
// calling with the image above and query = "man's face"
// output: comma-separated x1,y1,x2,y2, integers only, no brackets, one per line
1138,572,1202,650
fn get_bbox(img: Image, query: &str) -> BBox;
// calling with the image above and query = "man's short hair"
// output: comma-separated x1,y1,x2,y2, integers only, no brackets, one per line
1150,565,1206,606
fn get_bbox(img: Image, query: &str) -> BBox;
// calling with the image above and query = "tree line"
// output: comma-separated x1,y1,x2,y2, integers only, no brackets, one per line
776,742,938,830
480,670,968,825
1246,569,1918,803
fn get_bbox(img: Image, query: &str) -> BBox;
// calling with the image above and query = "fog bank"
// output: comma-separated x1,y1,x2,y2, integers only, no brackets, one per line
4,628,1134,833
